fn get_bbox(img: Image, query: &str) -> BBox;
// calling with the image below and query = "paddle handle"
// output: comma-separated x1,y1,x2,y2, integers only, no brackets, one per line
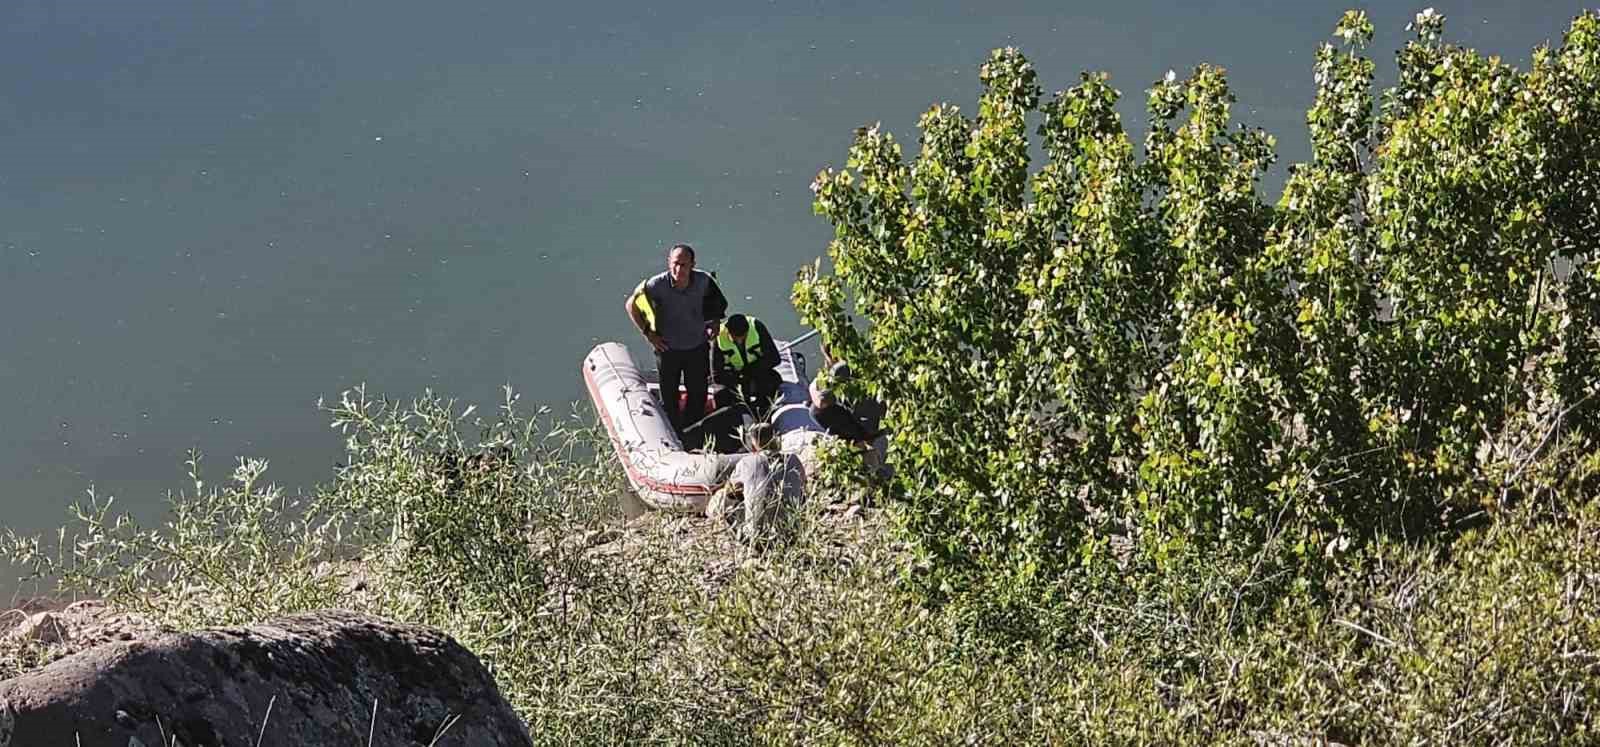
777,328,820,353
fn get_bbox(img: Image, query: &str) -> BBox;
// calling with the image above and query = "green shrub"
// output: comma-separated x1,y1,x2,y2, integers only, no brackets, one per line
1,453,345,629
795,10,1600,623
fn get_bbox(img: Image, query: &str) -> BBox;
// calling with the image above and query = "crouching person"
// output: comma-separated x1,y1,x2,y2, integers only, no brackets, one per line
705,423,806,546
810,370,891,480
713,313,783,418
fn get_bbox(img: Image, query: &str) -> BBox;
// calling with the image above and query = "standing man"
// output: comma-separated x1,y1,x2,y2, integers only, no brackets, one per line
626,243,728,439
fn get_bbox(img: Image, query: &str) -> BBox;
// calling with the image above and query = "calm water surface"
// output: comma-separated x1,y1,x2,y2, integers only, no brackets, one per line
0,0,1586,589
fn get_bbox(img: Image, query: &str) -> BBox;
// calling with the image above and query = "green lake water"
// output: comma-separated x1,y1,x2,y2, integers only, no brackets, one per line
0,0,1585,595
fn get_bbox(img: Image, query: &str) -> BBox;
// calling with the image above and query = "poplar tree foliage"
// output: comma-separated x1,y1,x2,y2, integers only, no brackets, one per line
794,11,1600,610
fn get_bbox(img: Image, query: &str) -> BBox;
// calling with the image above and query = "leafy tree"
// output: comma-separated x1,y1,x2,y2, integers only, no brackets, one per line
795,10,1600,622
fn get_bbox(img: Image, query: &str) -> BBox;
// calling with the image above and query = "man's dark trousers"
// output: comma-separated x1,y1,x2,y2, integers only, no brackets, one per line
658,344,710,439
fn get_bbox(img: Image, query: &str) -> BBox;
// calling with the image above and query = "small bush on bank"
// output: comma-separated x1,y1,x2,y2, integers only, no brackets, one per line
1,453,345,630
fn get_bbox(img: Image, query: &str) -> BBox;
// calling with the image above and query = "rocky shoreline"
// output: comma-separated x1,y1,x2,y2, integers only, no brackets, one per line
0,495,878,745
0,608,531,746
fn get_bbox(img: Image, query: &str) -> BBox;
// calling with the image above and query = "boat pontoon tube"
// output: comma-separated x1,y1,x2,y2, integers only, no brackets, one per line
582,342,744,512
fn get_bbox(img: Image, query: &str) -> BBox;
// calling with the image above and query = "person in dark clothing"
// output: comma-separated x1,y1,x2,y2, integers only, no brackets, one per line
713,314,783,418
625,244,728,440
810,358,887,443
811,389,874,442
808,349,892,481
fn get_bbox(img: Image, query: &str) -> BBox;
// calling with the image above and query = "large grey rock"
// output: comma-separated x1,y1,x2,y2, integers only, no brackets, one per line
0,609,531,746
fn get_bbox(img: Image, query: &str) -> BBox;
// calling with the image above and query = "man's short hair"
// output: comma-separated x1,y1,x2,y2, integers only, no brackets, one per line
726,314,749,335
669,243,695,261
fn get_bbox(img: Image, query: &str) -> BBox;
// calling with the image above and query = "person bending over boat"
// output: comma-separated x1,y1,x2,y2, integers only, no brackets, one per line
706,423,806,546
625,243,728,440
811,360,892,479
809,359,882,442
713,313,782,418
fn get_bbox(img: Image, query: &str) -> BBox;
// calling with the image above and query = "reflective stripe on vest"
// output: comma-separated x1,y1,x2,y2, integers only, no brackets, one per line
716,321,764,371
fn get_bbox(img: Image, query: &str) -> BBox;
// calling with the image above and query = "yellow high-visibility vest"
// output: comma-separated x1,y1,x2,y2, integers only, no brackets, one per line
717,320,765,371
630,280,657,332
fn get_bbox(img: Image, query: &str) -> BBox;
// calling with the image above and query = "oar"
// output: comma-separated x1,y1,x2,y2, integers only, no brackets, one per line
683,404,740,434
777,328,820,353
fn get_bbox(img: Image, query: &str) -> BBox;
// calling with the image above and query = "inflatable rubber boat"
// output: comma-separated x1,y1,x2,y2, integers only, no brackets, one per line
582,336,826,513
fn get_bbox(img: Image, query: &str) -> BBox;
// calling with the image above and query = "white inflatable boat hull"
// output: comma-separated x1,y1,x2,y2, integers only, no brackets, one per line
582,340,827,513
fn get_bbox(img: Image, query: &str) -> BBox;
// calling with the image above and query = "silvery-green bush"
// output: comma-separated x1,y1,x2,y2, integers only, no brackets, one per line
795,11,1600,626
